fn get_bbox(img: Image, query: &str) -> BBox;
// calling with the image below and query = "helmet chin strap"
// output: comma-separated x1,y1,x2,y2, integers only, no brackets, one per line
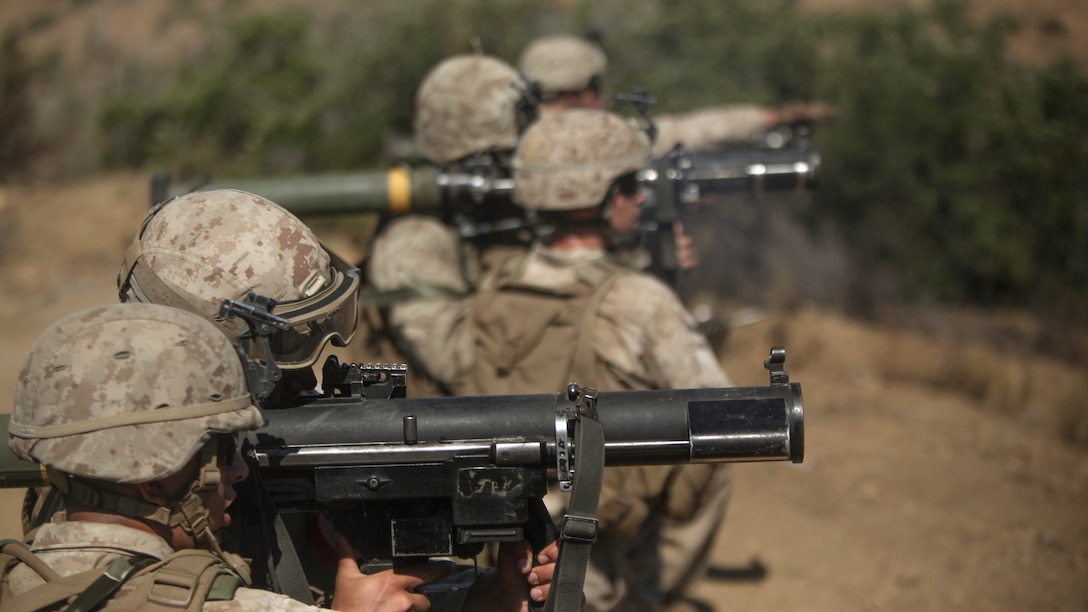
173,441,253,585
49,442,253,586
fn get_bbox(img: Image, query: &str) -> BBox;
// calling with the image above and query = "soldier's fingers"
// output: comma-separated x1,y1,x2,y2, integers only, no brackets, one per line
536,540,560,565
334,531,364,576
394,560,458,589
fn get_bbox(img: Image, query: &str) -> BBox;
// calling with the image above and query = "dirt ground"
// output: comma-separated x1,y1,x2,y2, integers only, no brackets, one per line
1,173,1086,611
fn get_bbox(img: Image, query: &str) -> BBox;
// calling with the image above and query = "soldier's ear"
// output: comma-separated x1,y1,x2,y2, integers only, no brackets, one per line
134,480,170,505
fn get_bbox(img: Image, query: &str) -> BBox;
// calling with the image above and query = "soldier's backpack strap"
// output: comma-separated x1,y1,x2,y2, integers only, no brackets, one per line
0,540,242,612
126,549,243,611
0,539,154,612
66,555,157,612
0,538,60,585
567,259,630,390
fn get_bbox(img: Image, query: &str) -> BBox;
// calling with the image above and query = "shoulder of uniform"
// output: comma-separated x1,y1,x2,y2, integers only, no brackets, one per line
609,269,675,296
602,272,689,320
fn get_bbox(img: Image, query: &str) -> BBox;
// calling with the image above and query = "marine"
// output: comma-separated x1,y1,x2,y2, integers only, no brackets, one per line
450,109,735,611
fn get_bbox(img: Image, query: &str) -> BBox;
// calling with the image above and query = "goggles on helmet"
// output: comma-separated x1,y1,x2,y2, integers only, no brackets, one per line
247,247,360,369
118,195,361,370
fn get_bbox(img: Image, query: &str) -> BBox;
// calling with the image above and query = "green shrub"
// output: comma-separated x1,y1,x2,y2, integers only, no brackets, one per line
812,0,1088,314
98,9,325,176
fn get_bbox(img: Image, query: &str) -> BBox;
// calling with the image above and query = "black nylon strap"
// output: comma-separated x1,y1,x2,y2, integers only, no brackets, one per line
270,512,315,604
244,448,314,604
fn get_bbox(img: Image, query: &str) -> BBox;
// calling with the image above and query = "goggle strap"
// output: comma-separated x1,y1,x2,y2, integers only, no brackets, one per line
126,255,241,342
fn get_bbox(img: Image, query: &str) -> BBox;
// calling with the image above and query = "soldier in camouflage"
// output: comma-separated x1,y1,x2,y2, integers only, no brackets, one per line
3,303,331,610
118,188,362,409
111,189,560,608
111,188,365,600
366,54,534,389
518,34,836,157
9,189,560,607
444,109,734,611
2,303,556,611
17,189,361,601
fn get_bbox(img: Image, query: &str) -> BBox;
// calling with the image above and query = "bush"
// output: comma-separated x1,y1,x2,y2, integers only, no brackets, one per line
98,9,325,176
97,1,558,175
812,0,1088,315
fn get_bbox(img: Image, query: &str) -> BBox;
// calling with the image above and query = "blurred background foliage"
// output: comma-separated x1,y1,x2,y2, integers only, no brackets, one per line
1,0,1086,324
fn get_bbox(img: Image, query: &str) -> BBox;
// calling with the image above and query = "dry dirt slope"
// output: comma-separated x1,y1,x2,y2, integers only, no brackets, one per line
1,175,1086,611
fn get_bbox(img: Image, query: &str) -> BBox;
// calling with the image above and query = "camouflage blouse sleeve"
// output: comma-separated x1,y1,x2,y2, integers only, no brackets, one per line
367,215,476,384
652,104,769,156
595,272,734,390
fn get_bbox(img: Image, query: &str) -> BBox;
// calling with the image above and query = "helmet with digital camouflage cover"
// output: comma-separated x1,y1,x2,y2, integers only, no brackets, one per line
518,35,608,99
9,302,264,570
118,189,360,371
512,109,651,211
414,54,535,165
10,303,262,483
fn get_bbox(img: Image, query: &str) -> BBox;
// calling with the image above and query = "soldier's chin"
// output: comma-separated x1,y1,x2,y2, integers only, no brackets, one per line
223,512,232,527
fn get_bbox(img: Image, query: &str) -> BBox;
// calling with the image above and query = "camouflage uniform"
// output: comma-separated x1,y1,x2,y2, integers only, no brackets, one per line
367,216,475,385
5,520,319,611
5,520,470,611
367,54,531,390
115,189,362,599
2,303,477,611
3,304,267,609
460,243,734,611
453,110,734,611
453,245,731,393
518,35,773,156
651,105,771,156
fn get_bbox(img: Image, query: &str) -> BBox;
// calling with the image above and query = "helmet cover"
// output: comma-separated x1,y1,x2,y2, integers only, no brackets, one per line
518,35,608,96
414,55,529,164
119,189,359,369
512,109,651,211
9,303,264,483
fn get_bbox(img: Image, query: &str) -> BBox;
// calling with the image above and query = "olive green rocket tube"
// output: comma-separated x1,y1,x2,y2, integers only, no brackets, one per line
152,166,447,216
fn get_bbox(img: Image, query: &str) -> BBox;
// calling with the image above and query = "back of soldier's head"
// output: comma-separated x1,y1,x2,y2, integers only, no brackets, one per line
9,302,264,484
512,109,651,212
118,189,359,370
518,35,608,99
414,54,532,165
